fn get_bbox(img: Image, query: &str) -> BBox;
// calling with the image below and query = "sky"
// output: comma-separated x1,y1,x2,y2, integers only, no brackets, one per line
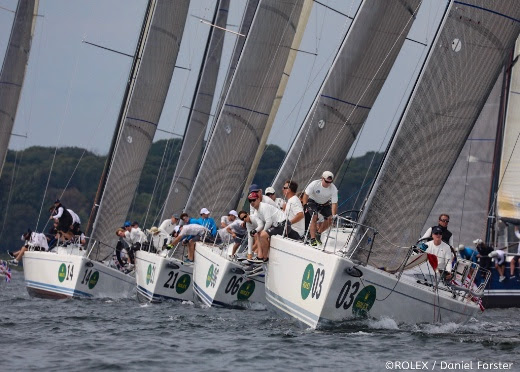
0,0,446,161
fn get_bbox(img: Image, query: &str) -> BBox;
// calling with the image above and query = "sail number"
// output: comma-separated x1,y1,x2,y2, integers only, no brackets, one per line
80,268,100,289
311,268,325,299
225,276,243,296
163,271,178,289
335,280,360,309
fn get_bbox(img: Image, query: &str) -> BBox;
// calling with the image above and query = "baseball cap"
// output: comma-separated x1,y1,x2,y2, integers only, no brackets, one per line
432,226,443,235
124,221,131,227
200,208,211,215
473,238,483,244
229,210,238,217
248,192,259,201
249,184,261,192
458,244,465,251
172,214,180,219
265,187,275,195
322,171,334,180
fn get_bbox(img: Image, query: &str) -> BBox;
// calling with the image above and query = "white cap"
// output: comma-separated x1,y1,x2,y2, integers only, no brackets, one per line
458,244,465,251
200,208,211,215
322,171,334,180
265,187,275,194
473,238,483,244
229,210,238,217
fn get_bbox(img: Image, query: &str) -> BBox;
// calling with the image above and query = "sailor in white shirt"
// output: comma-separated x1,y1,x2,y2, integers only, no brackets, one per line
265,187,285,210
238,210,264,260
282,180,305,239
248,192,293,262
9,230,50,266
303,171,338,246
248,184,278,215
218,210,239,243
158,214,180,235
425,226,453,278
170,224,209,262
128,221,147,245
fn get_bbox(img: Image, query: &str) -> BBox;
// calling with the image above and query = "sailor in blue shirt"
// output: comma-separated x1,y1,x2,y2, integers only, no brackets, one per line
458,244,478,263
192,208,218,237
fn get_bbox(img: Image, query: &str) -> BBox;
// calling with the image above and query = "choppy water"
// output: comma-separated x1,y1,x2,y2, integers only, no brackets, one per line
1,268,520,371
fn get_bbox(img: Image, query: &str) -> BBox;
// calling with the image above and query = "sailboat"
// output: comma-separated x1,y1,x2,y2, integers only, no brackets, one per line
265,0,520,328
0,0,39,179
23,0,190,299
191,0,312,308
135,0,230,303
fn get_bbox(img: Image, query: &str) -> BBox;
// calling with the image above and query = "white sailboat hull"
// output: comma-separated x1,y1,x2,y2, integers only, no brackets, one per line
266,236,480,328
23,250,135,299
135,250,193,303
193,243,266,308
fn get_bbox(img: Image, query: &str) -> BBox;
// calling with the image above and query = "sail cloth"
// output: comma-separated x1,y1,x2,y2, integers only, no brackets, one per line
0,0,39,178
271,0,421,192
422,70,503,247
498,38,520,224
161,0,230,219
90,0,190,257
352,1,520,270
184,0,307,218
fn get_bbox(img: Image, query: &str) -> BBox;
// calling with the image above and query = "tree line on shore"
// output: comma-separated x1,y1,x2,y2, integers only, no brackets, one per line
0,139,381,251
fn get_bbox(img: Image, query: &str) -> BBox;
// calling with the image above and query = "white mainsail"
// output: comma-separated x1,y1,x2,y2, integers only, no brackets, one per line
352,1,520,270
497,38,520,224
271,0,421,192
89,0,190,260
0,0,39,178
422,70,504,246
184,0,308,218
161,0,230,219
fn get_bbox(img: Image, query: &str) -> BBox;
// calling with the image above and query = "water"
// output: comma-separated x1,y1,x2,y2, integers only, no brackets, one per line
1,270,520,371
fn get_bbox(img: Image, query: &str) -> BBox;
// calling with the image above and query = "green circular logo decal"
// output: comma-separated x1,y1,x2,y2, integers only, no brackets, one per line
237,280,255,300
176,274,191,294
352,285,376,317
58,263,67,282
146,264,152,285
206,264,214,288
88,271,99,289
301,263,314,300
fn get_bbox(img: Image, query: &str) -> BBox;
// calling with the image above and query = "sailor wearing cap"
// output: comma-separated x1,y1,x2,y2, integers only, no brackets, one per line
425,226,453,278
265,186,285,210
248,184,278,215
420,214,453,247
158,214,180,235
302,171,339,246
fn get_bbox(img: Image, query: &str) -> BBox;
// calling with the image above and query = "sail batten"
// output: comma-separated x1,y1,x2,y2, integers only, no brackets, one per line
90,0,190,258
0,0,39,178
184,0,307,218
352,1,520,269
271,0,421,193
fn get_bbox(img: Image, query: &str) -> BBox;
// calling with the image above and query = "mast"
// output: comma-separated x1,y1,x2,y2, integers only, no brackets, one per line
0,0,39,178
161,0,229,219
89,0,190,259
352,1,520,269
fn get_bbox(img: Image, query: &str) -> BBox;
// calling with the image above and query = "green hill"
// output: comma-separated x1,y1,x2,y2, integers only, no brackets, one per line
0,141,382,251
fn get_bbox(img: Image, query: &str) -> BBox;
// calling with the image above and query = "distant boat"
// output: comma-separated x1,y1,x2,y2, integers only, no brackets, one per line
23,0,190,299
0,0,39,179
265,0,520,328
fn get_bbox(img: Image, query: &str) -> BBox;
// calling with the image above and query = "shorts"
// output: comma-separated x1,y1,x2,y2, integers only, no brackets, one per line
307,199,332,218
495,251,505,266
234,233,245,244
287,229,302,240
266,221,291,237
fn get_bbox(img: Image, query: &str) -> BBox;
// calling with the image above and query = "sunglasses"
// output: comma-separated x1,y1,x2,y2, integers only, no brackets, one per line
248,199,257,203
283,186,289,189
439,219,449,223
239,215,248,221
266,193,274,196
323,179,333,183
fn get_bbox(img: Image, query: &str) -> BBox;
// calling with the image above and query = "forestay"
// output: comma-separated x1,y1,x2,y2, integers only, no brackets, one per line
422,70,503,246
0,0,39,178
352,1,520,270
162,0,230,218
271,0,421,191
184,0,306,218
90,0,190,258
497,38,520,224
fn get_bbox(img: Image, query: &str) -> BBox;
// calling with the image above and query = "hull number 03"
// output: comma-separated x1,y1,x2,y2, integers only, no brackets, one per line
311,268,325,299
335,280,360,309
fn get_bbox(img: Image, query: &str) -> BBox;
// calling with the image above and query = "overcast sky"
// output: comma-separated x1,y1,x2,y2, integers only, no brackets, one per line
0,0,445,161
